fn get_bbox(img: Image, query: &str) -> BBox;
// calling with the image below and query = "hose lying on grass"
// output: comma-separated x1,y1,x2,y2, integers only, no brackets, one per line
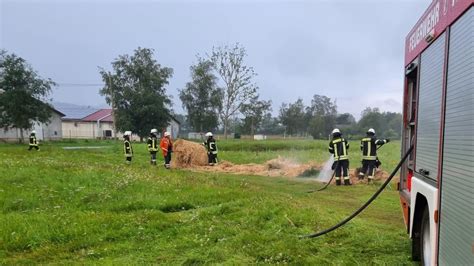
306,160,339,193
301,145,413,239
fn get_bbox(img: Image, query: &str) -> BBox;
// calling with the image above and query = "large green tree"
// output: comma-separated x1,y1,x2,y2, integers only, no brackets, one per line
209,43,258,139
0,50,55,141
278,98,306,136
100,47,173,140
240,96,272,135
179,59,222,132
306,95,337,139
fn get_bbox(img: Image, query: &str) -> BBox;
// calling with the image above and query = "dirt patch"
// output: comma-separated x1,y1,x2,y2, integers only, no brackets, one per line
196,156,321,178
172,139,208,168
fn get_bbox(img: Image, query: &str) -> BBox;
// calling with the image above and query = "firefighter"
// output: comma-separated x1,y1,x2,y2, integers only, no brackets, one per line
160,131,173,169
328,128,350,186
123,131,133,164
28,130,40,151
147,129,159,165
203,132,218,166
359,128,390,183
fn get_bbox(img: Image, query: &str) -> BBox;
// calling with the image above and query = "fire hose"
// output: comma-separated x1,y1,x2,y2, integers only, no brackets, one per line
307,144,387,193
301,145,413,238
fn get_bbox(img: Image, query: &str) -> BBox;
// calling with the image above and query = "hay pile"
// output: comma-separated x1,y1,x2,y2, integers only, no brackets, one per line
172,139,208,168
199,156,320,177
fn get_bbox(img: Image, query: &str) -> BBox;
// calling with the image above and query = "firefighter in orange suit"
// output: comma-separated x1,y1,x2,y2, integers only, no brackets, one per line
160,131,173,169
328,128,350,186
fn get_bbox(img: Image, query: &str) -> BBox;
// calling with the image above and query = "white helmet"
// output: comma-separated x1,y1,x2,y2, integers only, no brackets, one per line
31,130,36,134
332,128,340,134
150,128,158,134
164,131,171,137
124,131,132,136
205,132,213,137
367,128,375,134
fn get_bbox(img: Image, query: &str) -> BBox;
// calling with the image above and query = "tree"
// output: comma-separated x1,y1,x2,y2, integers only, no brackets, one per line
179,59,222,132
260,114,286,135
306,95,337,139
336,113,356,125
99,47,173,140
240,96,272,135
279,99,306,136
0,50,55,142
209,43,258,138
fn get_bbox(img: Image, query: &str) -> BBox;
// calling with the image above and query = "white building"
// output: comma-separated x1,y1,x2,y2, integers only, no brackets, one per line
0,108,65,142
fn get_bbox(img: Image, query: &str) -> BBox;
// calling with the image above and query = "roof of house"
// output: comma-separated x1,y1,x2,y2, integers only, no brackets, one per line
82,109,114,122
53,102,100,120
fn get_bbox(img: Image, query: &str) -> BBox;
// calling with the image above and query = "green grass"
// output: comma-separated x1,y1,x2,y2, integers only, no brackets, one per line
0,139,413,264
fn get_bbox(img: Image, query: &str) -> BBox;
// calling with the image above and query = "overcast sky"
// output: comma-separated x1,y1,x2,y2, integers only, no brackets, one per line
1,0,430,119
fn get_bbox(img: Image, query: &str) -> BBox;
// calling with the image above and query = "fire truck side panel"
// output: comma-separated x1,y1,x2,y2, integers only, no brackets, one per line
415,32,446,181
438,7,474,265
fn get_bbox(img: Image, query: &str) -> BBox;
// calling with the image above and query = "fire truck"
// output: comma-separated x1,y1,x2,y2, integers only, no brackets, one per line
399,0,473,265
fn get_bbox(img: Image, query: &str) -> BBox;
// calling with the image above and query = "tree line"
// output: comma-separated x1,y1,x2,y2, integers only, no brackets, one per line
0,45,402,141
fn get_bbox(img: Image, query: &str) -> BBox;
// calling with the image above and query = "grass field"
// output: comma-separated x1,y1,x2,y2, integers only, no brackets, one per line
0,139,414,264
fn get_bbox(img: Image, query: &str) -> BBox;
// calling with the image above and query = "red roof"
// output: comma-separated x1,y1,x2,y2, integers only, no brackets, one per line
82,109,114,122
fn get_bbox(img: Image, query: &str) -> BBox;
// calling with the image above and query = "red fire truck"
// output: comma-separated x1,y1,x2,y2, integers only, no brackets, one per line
399,0,473,265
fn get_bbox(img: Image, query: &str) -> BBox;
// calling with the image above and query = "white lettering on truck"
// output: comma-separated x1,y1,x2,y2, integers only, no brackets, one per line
409,1,440,52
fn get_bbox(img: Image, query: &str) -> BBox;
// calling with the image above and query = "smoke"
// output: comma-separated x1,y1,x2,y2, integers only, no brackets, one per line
315,155,334,182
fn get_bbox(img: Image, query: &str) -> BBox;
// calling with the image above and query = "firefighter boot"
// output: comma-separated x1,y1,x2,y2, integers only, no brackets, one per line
344,177,351,186
368,176,374,184
335,178,342,186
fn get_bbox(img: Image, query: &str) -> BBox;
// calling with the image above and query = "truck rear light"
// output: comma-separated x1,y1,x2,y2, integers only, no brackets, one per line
407,170,413,192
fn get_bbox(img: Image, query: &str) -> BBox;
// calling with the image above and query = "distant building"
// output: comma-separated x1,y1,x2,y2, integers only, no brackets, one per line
54,102,180,140
166,116,180,139
0,108,65,142
62,109,115,139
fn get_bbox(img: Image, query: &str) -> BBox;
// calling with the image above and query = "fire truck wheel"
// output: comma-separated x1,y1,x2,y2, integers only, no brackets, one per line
420,207,431,265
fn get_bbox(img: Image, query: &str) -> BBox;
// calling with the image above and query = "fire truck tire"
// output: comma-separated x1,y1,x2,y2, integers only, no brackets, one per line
420,207,431,265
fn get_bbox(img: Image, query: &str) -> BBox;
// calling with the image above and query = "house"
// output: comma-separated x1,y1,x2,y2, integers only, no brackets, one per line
166,116,180,139
62,109,116,139
55,102,180,140
0,108,65,142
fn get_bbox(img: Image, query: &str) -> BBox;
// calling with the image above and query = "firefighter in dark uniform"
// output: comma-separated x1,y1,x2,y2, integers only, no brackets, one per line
328,128,350,186
160,131,173,169
28,130,40,151
358,128,390,183
123,131,133,164
203,132,218,166
147,129,159,165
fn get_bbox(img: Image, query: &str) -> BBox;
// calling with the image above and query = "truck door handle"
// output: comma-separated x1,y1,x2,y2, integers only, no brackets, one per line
419,168,430,176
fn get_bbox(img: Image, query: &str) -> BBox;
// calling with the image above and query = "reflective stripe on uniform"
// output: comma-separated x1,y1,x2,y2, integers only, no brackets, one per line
363,155,377,160
343,176,350,180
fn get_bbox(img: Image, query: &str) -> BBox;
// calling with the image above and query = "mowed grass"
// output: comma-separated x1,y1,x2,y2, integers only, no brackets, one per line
0,139,413,264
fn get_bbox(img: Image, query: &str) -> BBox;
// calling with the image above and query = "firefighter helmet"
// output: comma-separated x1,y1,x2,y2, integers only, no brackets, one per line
150,129,158,134
205,132,213,137
31,130,36,134
332,128,340,134
124,131,132,136
367,128,375,134
164,131,171,137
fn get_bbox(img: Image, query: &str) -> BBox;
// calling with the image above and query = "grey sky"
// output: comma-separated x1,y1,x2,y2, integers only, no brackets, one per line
1,0,429,119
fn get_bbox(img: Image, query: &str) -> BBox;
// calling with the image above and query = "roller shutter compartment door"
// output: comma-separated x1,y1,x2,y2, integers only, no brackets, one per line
416,32,446,181
438,8,474,266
